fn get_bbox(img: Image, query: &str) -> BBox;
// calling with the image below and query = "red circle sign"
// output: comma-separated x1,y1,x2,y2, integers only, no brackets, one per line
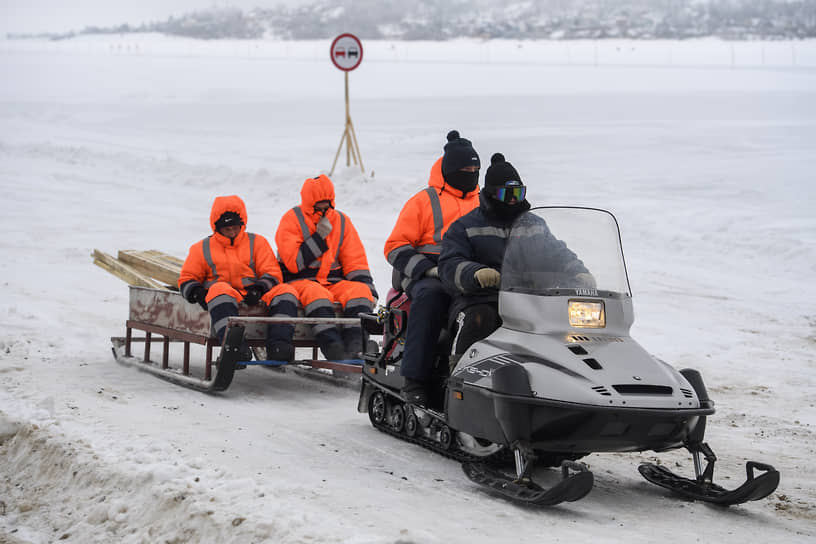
330,33,363,71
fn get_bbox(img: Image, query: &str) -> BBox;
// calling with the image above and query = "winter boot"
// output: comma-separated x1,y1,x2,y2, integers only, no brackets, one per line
401,378,429,407
267,341,295,363
342,326,364,360
235,340,253,370
321,342,346,361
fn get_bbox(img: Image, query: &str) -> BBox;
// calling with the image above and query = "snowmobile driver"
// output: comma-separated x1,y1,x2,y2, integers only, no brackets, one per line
276,174,378,360
179,195,300,362
439,153,593,368
384,130,481,407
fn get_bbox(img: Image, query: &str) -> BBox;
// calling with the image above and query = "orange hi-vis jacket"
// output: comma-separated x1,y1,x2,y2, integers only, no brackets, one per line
384,157,480,292
179,195,284,302
276,175,376,297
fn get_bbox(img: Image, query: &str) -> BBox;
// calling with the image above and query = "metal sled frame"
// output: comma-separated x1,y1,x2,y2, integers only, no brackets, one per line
111,286,364,392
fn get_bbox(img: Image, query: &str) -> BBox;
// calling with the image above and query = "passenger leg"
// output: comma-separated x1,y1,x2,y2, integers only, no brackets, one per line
400,278,450,406
206,282,251,361
262,285,298,362
289,281,342,360
328,281,375,359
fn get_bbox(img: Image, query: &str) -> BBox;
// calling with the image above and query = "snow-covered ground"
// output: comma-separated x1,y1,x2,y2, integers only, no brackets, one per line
0,35,814,543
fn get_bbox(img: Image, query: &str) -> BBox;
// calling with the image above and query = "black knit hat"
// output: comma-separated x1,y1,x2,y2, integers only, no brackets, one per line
215,211,243,230
484,153,522,188
441,130,480,176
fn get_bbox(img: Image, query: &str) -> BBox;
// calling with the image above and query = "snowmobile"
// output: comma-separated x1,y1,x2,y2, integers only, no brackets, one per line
358,206,779,506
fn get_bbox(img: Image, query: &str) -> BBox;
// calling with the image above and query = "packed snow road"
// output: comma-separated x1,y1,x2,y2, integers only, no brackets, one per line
1,36,814,543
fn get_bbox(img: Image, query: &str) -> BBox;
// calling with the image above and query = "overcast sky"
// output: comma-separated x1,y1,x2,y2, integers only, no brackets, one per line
0,0,308,35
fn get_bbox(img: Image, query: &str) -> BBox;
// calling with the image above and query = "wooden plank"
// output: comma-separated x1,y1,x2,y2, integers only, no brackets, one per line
92,250,165,288
118,250,181,286
145,250,185,267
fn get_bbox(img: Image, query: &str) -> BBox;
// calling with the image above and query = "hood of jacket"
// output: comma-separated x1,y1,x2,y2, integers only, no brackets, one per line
428,157,480,199
209,194,248,236
300,174,337,223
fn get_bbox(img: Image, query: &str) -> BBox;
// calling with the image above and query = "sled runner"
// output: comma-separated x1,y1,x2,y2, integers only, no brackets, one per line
358,207,780,507
111,286,366,392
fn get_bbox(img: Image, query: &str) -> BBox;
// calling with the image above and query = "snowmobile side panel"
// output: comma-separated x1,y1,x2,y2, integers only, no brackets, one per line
453,383,712,454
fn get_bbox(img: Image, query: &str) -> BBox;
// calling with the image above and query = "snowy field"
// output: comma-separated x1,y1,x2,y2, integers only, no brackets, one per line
0,35,815,543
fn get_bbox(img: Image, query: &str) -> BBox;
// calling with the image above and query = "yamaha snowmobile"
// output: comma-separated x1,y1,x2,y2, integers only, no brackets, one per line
358,206,779,506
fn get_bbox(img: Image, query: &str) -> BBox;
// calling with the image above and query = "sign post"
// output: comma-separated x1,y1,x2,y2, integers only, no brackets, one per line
329,33,364,175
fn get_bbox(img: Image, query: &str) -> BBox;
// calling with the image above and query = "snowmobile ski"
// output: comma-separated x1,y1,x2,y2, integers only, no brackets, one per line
462,460,594,506
638,461,779,506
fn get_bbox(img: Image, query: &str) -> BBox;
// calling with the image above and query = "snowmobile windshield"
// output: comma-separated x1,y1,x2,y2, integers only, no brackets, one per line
501,207,631,297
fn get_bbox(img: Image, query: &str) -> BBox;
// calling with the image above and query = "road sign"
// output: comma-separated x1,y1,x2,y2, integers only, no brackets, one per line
330,33,363,72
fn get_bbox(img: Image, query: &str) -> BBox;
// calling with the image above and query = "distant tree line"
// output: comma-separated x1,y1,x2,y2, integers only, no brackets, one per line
9,0,816,41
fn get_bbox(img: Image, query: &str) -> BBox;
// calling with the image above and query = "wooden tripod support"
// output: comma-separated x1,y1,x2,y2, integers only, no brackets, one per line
330,72,364,175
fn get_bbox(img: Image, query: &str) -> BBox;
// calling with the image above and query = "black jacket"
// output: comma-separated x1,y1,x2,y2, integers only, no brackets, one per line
438,192,530,313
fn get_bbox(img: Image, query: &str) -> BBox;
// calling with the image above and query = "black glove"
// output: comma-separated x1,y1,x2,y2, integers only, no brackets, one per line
243,285,265,306
188,285,208,311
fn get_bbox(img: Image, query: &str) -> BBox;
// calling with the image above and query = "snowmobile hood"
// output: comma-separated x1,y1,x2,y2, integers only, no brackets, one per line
209,194,248,236
300,174,337,223
429,157,480,199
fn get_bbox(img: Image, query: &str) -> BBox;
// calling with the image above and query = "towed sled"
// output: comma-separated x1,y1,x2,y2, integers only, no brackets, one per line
358,207,779,507
111,286,364,392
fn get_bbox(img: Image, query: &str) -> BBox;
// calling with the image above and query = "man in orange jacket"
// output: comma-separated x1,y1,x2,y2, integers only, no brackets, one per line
179,195,299,362
276,175,378,360
384,130,481,406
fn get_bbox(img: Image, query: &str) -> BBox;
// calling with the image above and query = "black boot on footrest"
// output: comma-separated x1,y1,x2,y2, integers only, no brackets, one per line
235,341,253,369
402,378,429,407
267,341,295,363
322,342,346,361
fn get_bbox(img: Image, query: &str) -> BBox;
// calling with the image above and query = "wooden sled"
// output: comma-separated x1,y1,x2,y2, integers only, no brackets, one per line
111,286,373,392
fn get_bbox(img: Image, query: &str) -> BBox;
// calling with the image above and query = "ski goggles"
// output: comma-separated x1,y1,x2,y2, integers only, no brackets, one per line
491,182,526,203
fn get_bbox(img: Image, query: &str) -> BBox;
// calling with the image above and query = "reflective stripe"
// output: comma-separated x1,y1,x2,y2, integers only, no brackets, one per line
415,244,440,254
209,294,239,335
454,261,471,292
345,269,370,281
465,225,510,238
202,237,216,278
511,225,549,237
345,297,372,310
305,298,335,315
305,237,322,258
404,254,426,278
424,187,444,244
240,233,257,286
268,292,298,309
333,212,346,265
203,234,258,287
386,245,413,265
248,233,256,271
292,207,311,239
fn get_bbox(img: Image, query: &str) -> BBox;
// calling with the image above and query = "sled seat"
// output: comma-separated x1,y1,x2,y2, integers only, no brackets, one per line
118,285,356,380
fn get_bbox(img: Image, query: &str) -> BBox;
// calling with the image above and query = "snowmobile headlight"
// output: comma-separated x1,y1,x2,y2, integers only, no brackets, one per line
568,300,606,328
